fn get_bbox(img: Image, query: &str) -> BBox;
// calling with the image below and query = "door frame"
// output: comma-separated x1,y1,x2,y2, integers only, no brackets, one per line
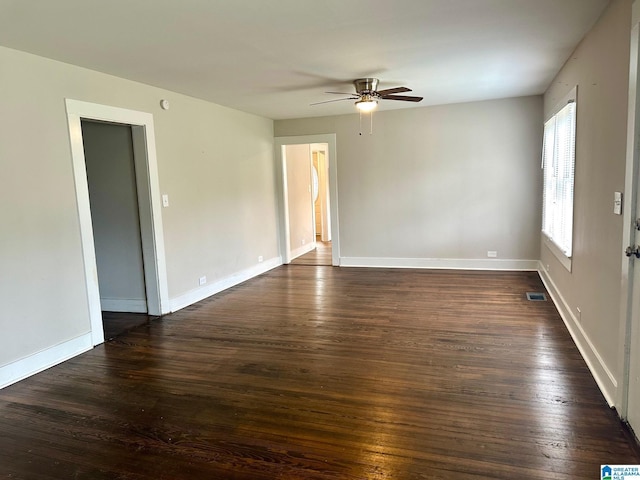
312,144,332,242
65,99,170,346
275,134,340,265
618,2,640,422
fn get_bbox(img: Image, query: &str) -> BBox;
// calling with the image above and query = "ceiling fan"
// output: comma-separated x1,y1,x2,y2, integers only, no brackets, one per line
311,78,423,112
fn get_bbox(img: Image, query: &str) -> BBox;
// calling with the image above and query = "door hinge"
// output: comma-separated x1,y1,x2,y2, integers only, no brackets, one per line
625,245,640,258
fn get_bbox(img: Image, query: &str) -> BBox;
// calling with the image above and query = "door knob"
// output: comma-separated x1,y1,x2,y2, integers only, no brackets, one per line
625,245,640,258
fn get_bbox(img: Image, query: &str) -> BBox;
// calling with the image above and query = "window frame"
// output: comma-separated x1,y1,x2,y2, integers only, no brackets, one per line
541,86,577,272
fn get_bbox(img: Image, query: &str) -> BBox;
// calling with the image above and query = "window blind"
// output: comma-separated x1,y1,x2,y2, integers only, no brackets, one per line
542,100,576,257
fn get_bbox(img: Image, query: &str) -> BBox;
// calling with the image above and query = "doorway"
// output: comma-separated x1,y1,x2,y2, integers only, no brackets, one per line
275,134,340,266
290,144,332,266
282,143,317,262
81,120,152,339
66,99,170,346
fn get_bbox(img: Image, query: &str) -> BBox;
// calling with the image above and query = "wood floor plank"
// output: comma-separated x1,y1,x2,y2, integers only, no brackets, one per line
290,239,332,265
102,311,155,340
0,267,638,479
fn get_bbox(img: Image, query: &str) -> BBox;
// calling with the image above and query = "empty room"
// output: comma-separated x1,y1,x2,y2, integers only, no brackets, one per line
1,0,640,478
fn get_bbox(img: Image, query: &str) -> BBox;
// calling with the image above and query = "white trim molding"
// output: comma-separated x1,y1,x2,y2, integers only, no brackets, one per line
340,257,539,271
65,99,170,348
275,134,340,266
0,334,93,390
290,242,316,261
538,262,617,406
169,256,282,312
100,298,148,313
542,235,572,272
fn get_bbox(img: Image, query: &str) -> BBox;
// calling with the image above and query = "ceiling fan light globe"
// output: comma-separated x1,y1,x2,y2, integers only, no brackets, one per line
356,99,378,112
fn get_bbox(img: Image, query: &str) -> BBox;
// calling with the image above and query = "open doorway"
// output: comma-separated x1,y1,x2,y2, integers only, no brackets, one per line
282,143,317,262
290,143,332,266
66,99,170,346
275,134,340,266
81,120,155,339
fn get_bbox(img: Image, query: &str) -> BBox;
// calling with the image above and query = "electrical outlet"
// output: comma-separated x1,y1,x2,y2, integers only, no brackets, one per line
199,276,207,286
258,256,263,262
162,194,170,207
487,251,497,258
302,239,306,245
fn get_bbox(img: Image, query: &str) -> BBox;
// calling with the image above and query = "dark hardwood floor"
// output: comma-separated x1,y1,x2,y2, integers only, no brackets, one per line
291,238,332,266
102,311,156,340
0,267,638,479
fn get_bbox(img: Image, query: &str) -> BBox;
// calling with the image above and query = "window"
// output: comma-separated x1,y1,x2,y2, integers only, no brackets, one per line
542,87,577,265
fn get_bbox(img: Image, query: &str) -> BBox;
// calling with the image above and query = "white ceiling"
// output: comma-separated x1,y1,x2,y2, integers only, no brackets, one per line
0,0,610,120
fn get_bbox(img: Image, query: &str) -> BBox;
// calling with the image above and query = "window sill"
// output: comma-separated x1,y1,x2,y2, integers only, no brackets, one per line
542,234,572,272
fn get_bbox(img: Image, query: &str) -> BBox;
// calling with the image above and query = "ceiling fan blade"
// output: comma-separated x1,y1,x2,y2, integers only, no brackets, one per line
325,91,357,95
310,97,358,106
376,86,411,95
380,95,423,102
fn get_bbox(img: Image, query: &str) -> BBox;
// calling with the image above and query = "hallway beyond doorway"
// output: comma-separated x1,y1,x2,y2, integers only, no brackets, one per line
290,237,332,266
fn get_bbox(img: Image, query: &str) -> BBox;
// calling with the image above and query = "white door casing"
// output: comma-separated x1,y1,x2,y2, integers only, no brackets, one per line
65,99,170,346
275,134,339,266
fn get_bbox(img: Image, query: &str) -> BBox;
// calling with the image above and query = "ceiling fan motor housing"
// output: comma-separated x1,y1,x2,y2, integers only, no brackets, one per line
354,78,379,95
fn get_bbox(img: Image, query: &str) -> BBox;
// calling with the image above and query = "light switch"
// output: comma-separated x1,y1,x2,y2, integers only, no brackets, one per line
614,191,622,215
162,194,170,207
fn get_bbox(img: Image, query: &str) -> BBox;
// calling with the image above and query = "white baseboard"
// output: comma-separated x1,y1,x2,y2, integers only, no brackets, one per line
101,298,147,313
290,242,316,260
0,333,93,390
169,256,282,312
537,262,617,406
339,257,539,271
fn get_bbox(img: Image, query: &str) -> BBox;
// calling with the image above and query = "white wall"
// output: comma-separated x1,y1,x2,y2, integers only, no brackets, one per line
540,0,632,404
82,121,147,312
285,144,315,258
0,46,279,375
275,96,543,268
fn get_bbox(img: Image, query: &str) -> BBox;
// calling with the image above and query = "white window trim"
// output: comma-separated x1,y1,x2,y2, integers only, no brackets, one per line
542,86,577,272
543,233,573,271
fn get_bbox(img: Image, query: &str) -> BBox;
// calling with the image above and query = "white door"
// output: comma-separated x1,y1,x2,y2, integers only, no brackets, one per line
629,297,640,431
624,8,640,434
628,175,640,432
